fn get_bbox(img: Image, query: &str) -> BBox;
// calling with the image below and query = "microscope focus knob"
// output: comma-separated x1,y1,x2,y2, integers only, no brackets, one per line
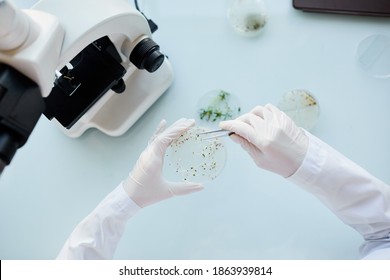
130,38,165,73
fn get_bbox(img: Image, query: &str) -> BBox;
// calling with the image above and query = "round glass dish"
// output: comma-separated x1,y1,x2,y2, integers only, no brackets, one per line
278,89,320,131
165,126,227,182
356,34,390,79
227,0,267,37
196,89,241,128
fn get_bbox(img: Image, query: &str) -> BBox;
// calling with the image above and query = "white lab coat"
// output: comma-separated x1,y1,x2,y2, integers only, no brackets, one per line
56,185,140,259
56,133,390,259
288,133,390,259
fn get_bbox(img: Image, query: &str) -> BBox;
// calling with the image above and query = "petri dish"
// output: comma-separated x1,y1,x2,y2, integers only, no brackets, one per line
278,89,320,131
356,34,390,79
227,0,268,37
196,89,241,128
165,126,227,183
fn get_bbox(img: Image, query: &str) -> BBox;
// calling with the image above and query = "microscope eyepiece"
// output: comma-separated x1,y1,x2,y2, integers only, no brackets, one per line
130,38,165,73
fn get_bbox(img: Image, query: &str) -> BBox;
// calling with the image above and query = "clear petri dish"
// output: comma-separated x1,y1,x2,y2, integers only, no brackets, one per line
356,34,390,79
227,0,267,37
278,89,320,131
196,89,241,128
165,126,227,183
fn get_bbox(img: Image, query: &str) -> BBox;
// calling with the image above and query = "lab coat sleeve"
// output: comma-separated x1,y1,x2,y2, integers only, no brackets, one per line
56,182,140,260
288,132,390,259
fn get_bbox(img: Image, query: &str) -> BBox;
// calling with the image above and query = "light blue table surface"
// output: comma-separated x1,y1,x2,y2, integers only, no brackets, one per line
1,0,389,259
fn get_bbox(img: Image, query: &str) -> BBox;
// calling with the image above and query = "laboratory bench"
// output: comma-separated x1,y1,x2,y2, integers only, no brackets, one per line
0,0,389,259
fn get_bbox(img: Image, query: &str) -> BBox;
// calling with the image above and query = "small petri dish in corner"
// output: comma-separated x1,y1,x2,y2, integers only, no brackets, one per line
356,34,390,79
164,126,227,183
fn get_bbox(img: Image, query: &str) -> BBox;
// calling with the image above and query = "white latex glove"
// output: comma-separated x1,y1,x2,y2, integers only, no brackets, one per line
219,104,309,177
123,118,204,207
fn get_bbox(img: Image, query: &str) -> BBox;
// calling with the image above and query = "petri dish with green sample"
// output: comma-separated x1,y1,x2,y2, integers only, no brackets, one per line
196,89,241,128
164,126,227,183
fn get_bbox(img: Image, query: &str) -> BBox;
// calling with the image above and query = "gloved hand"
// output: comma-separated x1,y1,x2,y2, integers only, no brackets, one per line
219,104,309,177
122,118,204,207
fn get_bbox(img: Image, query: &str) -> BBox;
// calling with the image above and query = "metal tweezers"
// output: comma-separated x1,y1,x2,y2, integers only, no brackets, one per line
198,129,235,140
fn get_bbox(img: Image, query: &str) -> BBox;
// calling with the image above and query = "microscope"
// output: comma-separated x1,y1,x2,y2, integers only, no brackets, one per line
0,0,174,174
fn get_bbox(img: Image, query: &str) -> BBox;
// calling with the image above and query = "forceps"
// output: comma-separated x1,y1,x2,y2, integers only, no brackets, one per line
198,129,235,140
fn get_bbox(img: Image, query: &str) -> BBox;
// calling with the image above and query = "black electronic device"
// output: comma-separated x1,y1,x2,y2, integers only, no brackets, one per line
293,0,390,17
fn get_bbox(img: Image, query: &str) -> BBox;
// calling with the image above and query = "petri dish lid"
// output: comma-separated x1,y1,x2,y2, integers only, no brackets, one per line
356,34,390,79
165,126,227,183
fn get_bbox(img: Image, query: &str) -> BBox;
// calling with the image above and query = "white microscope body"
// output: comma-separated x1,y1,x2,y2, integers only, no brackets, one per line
0,0,173,138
